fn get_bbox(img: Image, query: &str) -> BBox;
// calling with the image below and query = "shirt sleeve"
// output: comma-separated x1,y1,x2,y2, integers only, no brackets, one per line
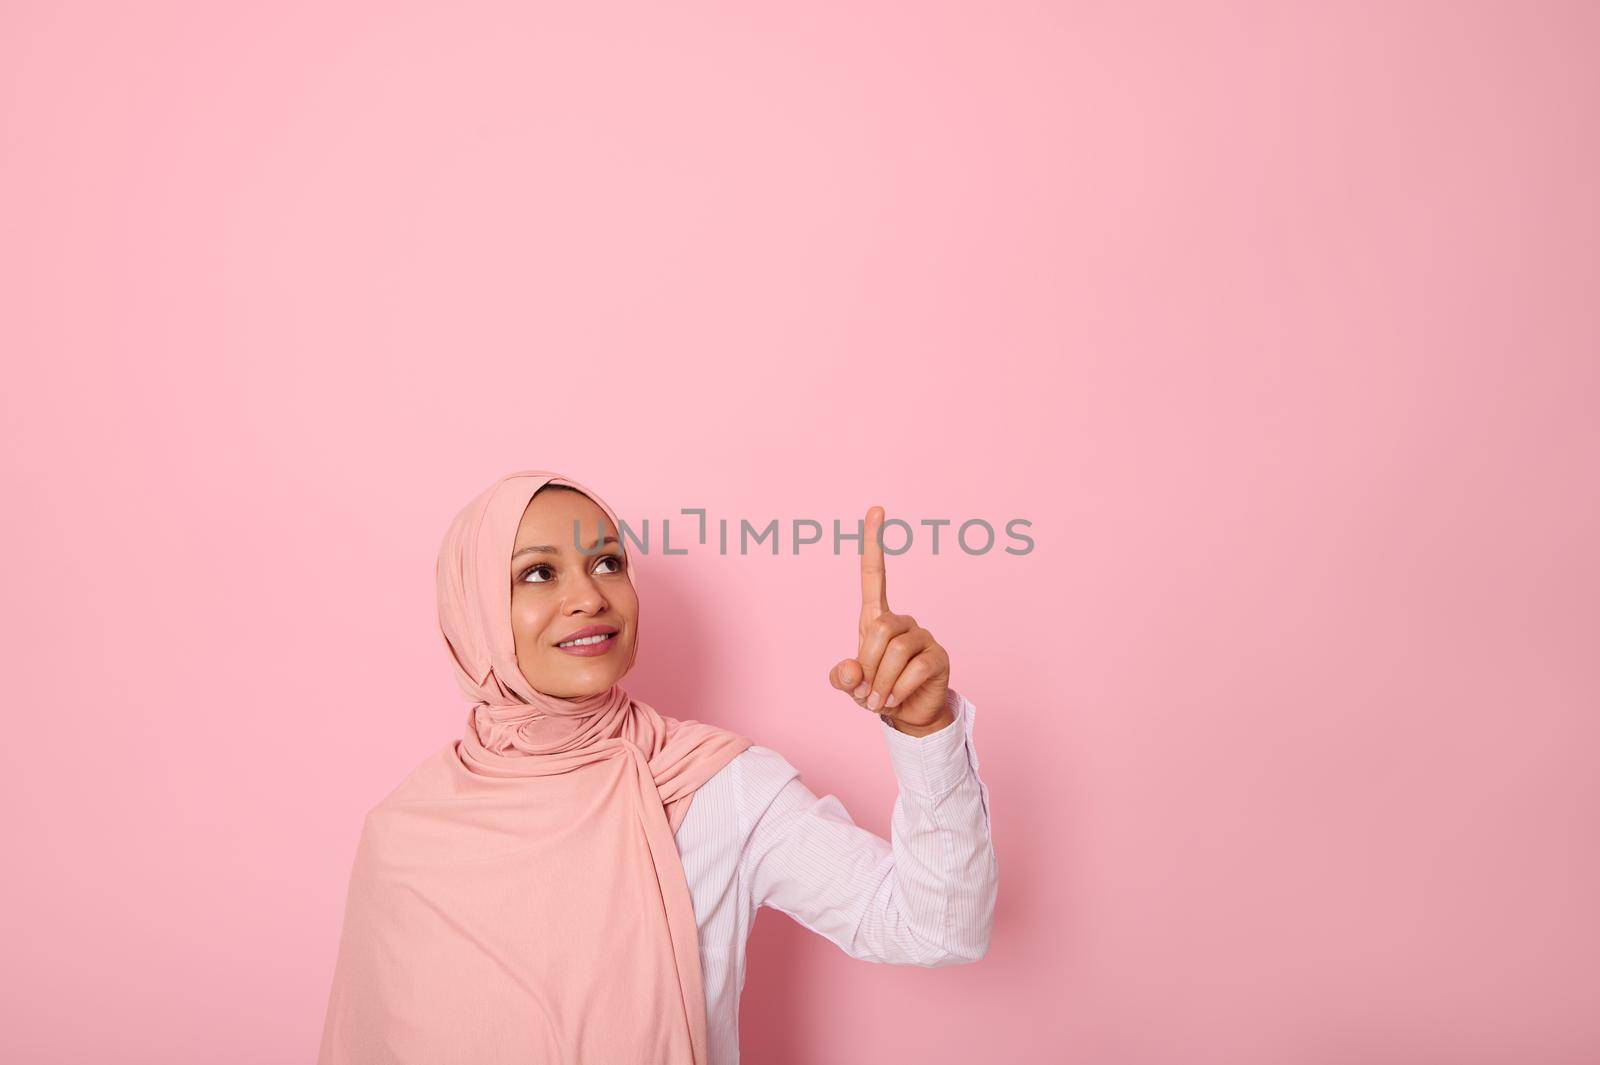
737,687,998,967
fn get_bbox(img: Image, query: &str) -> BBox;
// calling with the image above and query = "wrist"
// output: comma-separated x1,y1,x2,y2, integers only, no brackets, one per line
884,707,956,738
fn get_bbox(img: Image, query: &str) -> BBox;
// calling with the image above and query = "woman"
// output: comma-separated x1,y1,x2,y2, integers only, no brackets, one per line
317,471,997,1065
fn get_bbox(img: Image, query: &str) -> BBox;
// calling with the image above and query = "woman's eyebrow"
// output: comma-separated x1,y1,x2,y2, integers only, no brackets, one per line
511,535,619,561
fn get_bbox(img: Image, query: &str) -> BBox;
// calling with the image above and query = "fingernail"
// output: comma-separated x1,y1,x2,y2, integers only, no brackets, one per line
867,691,881,711
852,682,869,699
886,694,899,708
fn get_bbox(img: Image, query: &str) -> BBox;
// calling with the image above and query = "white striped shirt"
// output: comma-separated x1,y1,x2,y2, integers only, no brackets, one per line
673,687,997,1064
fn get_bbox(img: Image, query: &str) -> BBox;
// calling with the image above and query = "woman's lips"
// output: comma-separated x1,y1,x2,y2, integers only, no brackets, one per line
554,631,619,657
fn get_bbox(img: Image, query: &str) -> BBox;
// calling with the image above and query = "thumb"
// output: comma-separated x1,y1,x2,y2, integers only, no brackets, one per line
830,658,863,693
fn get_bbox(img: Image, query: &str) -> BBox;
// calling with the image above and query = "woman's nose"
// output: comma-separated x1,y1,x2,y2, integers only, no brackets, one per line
564,572,608,613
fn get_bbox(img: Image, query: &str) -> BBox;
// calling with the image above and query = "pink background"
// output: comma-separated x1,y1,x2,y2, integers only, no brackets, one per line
3,2,1597,1062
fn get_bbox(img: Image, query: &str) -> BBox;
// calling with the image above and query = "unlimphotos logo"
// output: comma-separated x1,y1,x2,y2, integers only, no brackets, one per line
565,509,1035,557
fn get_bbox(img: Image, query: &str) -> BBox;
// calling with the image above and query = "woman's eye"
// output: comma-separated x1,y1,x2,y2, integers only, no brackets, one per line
519,556,620,584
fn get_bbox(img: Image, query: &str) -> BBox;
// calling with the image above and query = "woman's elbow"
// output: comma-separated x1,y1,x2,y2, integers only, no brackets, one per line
930,919,994,966
929,940,990,966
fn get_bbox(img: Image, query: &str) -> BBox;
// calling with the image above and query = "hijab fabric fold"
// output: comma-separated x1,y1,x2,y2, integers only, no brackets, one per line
318,471,752,1064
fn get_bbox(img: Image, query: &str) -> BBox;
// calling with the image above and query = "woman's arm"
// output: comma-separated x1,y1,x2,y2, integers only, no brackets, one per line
739,687,997,966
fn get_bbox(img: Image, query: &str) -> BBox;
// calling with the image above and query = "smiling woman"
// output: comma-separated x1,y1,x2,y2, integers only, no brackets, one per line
318,470,753,1065
315,470,998,1065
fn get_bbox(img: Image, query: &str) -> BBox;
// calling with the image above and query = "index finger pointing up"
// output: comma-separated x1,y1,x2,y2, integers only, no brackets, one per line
860,505,889,618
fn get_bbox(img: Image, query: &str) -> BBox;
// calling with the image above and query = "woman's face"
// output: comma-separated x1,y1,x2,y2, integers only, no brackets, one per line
509,488,639,699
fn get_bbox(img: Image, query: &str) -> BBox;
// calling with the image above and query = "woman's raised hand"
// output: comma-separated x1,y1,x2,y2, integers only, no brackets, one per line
829,506,954,736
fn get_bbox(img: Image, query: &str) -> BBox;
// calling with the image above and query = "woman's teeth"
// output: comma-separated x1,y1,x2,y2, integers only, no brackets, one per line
558,633,613,648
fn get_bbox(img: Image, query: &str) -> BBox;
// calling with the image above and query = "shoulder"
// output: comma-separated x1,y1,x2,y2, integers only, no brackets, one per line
730,743,801,792
368,741,462,815
722,743,807,838
681,743,805,838
694,742,798,795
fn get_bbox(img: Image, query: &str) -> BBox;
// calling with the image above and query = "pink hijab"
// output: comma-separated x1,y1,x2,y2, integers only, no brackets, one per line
317,471,752,1064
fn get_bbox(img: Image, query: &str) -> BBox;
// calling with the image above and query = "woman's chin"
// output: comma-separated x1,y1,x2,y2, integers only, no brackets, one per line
528,658,625,699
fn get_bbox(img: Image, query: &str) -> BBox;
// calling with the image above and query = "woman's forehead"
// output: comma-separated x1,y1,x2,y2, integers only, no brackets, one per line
513,490,616,551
